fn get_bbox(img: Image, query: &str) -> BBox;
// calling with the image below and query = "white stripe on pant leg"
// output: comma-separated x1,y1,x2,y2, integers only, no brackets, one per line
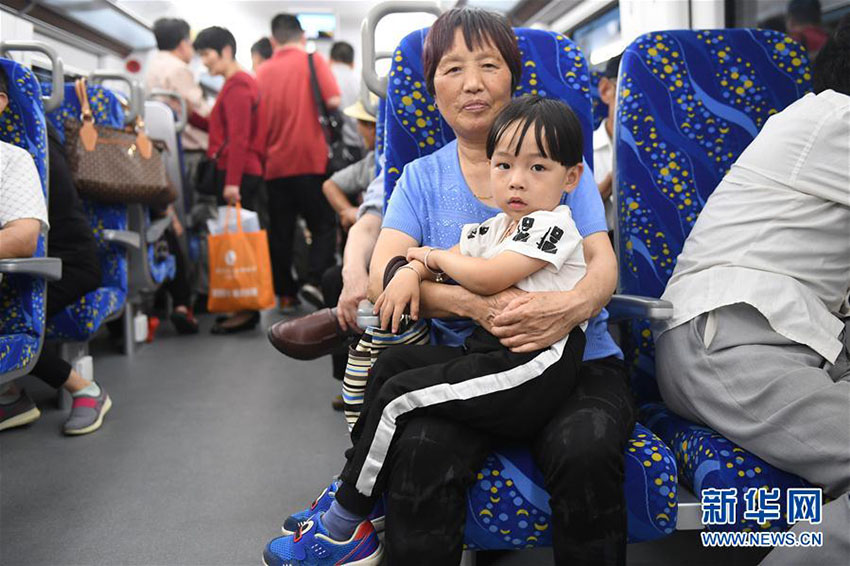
355,337,568,496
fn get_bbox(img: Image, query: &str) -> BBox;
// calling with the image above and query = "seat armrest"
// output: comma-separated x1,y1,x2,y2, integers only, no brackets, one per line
0,257,63,281
607,294,673,322
356,300,380,329
103,229,141,249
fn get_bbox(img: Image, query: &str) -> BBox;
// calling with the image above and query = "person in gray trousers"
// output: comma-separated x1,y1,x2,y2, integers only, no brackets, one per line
654,18,850,566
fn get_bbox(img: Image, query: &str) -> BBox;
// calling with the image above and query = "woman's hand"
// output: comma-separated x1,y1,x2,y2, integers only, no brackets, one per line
491,290,593,353
373,268,421,333
223,184,241,204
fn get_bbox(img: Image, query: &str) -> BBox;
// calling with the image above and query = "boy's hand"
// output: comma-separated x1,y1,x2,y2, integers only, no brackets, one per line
373,267,420,333
407,246,439,270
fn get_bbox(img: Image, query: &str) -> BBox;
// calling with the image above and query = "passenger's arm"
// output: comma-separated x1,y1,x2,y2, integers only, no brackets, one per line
326,96,341,111
221,83,253,199
172,67,208,115
188,111,209,132
322,179,358,229
337,213,382,331
0,218,41,259
491,231,618,352
407,246,545,296
598,172,613,200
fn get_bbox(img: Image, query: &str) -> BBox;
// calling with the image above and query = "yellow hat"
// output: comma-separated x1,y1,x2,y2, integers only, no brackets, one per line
343,95,379,123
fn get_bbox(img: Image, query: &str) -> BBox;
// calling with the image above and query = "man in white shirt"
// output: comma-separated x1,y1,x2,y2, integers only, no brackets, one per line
654,22,850,566
592,55,620,233
329,41,365,161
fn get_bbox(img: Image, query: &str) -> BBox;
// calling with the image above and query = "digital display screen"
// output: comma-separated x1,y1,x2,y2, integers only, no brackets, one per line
297,13,336,40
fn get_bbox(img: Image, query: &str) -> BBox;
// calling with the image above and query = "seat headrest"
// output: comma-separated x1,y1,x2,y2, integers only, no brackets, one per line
0,58,48,196
384,28,595,209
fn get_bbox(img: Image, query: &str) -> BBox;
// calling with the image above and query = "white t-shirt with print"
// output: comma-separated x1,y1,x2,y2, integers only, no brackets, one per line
460,204,587,331
1,140,48,231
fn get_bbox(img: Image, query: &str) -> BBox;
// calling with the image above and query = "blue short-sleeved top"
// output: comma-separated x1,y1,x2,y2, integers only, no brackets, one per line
383,140,622,361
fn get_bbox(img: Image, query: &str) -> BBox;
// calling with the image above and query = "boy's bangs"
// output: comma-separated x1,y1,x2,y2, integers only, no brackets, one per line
496,116,555,160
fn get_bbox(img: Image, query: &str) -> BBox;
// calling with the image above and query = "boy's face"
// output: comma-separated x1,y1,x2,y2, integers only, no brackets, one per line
0,92,7,115
490,121,583,220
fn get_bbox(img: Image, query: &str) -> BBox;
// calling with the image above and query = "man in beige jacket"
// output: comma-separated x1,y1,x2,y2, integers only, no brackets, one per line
145,18,209,180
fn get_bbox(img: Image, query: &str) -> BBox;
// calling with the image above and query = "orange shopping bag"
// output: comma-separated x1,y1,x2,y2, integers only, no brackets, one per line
207,203,275,312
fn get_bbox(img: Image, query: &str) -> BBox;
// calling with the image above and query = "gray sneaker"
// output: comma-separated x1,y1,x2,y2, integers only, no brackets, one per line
0,390,41,432
63,385,112,436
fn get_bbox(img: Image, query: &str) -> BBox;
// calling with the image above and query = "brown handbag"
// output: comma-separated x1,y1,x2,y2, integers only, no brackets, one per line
64,78,177,207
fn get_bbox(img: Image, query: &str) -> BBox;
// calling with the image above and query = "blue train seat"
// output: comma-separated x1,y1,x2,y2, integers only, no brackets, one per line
0,58,53,380
614,29,813,531
384,28,678,549
374,97,386,176
41,82,131,341
590,69,608,131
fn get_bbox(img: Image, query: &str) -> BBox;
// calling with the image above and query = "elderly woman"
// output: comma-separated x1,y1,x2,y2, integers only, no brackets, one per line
268,8,635,566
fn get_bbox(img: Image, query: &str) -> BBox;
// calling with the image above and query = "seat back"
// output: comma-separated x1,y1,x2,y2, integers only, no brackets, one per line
614,30,812,401
42,82,129,294
0,58,49,380
383,28,595,209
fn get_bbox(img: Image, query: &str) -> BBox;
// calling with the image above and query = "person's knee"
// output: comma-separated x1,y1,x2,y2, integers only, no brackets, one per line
538,408,628,496
386,418,476,503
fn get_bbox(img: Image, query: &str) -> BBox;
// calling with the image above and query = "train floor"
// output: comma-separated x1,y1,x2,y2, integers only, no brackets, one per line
1,308,770,566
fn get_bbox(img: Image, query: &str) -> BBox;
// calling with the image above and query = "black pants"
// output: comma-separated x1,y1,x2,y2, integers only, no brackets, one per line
320,264,351,381
372,353,635,566
160,227,191,308
31,261,101,389
336,326,586,517
266,175,336,298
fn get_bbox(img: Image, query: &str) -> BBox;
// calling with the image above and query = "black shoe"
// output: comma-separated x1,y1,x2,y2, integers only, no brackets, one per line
171,310,200,335
298,284,325,310
211,311,260,335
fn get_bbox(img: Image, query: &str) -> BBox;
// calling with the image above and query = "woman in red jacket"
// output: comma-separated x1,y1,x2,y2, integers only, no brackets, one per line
190,26,266,334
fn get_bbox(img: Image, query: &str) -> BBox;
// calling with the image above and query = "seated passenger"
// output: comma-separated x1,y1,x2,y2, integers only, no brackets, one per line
264,94,590,565
0,68,110,435
189,26,266,334
265,9,632,566
330,41,365,161
593,54,621,235
654,18,850,566
322,99,377,232
251,37,272,72
786,0,829,57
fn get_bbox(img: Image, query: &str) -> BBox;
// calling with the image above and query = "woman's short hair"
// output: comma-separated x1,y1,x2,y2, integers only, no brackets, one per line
0,65,8,98
194,26,237,58
813,14,850,95
251,37,273,60
487,95,584,168
423,7,522,96
153,18,190,52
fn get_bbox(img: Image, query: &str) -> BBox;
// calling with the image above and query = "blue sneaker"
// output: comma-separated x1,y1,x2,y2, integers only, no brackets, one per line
282,481,385,535
263,512,383,566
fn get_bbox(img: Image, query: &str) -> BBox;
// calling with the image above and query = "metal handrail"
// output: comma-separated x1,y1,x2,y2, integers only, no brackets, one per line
360,51,393,114
89,70,142,125
149,88,187,133
0,41,64,111
361,1,442,97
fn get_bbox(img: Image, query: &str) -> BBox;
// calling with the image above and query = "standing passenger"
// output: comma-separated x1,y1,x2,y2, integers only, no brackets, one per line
329,41,364,162
592,54,621,235
256,14,341,312
145,18,210,188
251,38,273,73
189,26,266,334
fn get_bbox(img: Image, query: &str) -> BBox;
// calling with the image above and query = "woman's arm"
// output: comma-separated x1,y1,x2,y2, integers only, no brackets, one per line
336,213,381,331
490,231,617,352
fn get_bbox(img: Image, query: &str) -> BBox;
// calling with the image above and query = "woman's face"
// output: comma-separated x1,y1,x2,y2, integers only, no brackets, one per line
432,27,513,142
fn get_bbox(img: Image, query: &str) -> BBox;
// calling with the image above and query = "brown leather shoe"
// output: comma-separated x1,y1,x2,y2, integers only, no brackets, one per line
267,307,350,360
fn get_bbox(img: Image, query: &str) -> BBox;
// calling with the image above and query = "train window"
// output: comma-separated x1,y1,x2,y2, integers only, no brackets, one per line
570,6,622,67
733,0,850,31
